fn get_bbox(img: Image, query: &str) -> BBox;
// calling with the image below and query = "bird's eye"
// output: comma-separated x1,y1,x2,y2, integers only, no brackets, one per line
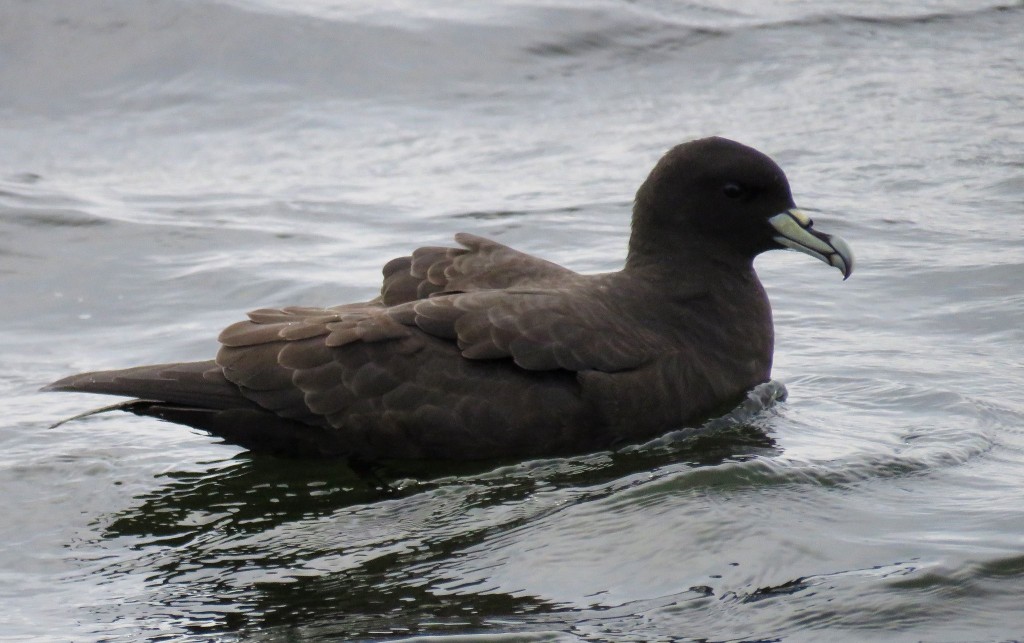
722,183,744,199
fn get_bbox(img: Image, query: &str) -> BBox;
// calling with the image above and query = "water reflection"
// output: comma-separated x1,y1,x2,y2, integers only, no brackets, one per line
88,384,784,638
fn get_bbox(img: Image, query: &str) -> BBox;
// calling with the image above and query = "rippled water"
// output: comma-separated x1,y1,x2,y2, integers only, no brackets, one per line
2,0,1023,641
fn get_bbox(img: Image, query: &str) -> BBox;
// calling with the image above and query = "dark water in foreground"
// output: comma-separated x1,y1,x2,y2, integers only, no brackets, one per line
1,1,1023,641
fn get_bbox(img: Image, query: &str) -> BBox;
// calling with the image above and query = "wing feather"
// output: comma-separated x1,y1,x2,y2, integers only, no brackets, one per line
380,233,579,305
407,287,659,372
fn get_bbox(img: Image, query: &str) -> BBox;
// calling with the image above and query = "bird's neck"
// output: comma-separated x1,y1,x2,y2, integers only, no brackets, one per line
618,242,775,392
623,233,755,285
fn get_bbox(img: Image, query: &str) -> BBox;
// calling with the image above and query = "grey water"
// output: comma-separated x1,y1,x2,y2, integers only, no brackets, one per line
1,0,1023,641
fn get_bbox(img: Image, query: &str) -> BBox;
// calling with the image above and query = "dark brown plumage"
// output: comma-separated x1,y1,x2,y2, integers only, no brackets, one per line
44,137,853,460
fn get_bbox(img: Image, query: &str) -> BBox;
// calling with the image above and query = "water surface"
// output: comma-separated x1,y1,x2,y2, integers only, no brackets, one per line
1,0,1023,640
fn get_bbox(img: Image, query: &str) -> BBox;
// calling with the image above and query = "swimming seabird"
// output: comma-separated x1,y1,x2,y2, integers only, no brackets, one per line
44,137,853,460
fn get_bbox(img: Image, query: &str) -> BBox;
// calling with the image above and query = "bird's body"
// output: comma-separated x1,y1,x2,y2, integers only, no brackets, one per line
45,137,853,461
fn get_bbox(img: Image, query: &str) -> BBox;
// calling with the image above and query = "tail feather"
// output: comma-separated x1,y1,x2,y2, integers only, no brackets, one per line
43,361,257,411
44,362,348,457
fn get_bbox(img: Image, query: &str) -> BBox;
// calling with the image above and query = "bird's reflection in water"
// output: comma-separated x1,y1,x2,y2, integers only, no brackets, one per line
91,381,783,638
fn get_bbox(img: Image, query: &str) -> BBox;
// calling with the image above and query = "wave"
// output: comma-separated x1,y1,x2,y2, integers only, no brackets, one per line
3,0,1017,113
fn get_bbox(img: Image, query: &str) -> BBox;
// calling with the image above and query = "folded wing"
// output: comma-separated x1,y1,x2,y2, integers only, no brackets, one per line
380,232,578,304
212,237,664,457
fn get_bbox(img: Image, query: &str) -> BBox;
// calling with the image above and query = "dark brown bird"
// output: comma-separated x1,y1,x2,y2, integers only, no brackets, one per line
44,137,853,461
